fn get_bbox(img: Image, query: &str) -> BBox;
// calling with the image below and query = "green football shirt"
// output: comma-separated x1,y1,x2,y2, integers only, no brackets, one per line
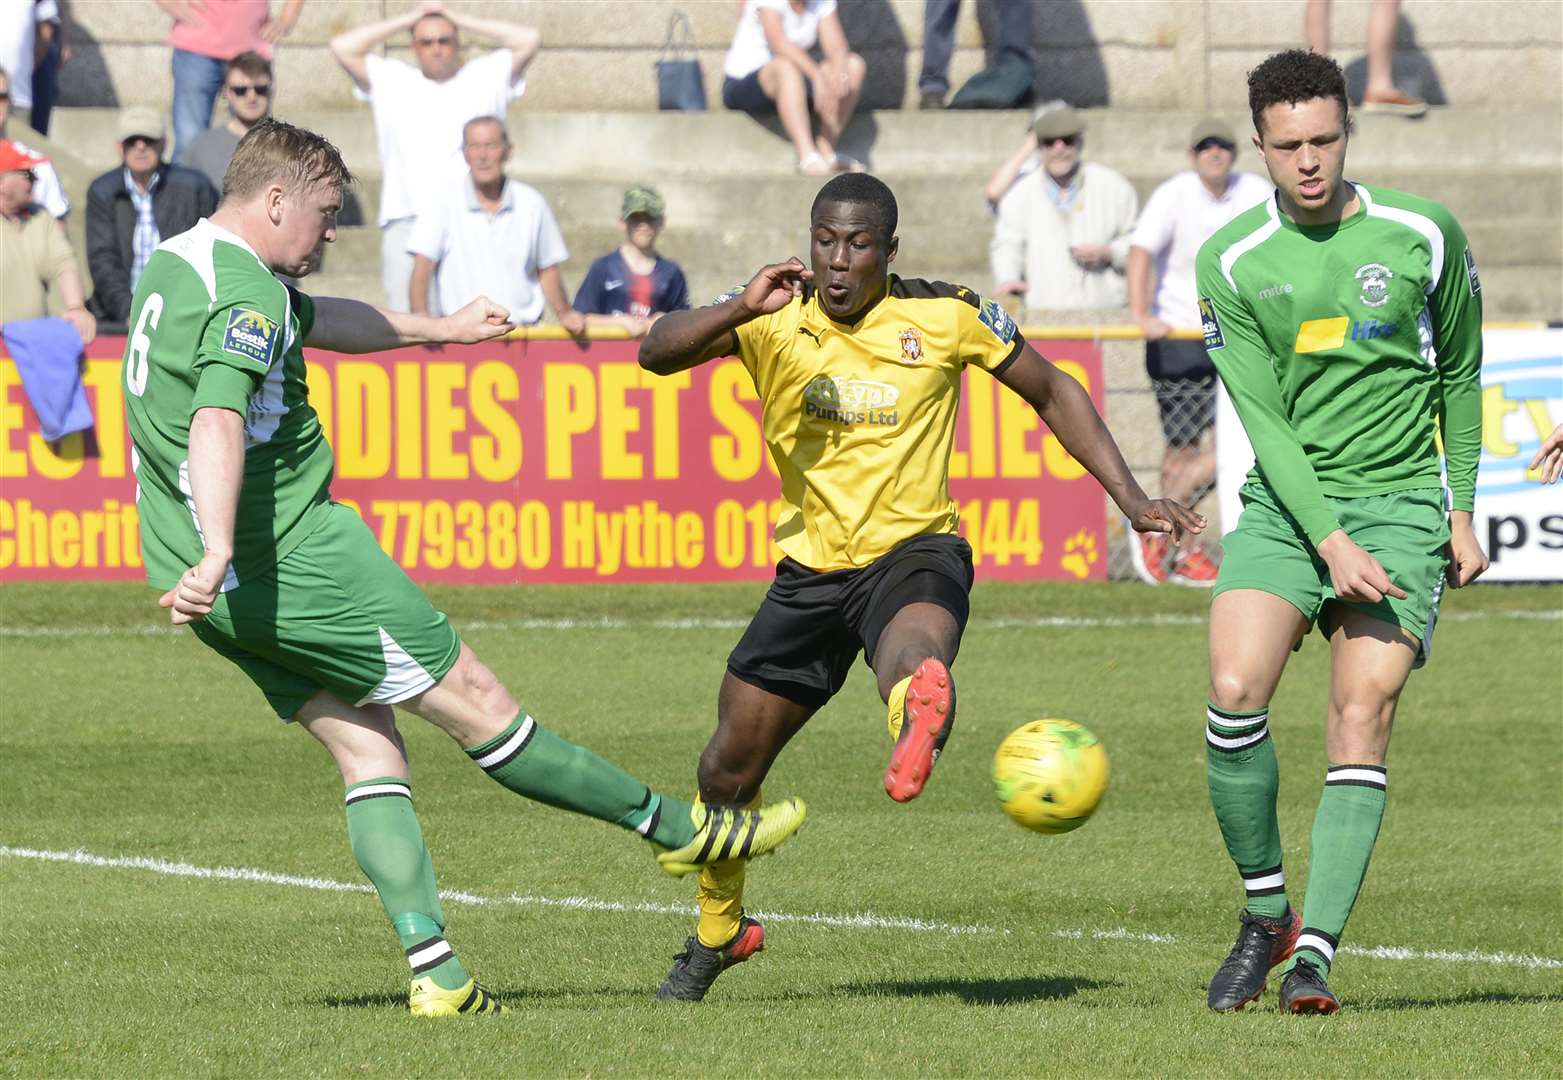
124,219,334,590
1195,183,1483,546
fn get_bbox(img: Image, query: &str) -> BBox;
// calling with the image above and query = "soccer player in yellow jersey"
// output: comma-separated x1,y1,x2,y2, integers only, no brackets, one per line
639,174,1205,1001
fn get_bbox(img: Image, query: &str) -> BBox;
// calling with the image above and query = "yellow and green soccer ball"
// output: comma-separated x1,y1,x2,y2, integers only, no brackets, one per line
991,719,1109,834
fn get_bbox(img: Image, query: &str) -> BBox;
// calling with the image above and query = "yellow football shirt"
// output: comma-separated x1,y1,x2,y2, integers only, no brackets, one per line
729,275,1024,570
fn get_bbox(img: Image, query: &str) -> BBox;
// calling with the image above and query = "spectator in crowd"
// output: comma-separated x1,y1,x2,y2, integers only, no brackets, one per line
917,0,1034,110
0,139,93,341
85,106,217,326
0,64,67,220
1306,0,1426,116
0,1,62,135
989,102,1138,311
330,1,541,312
157,0,304,163
1126,118,1272,587
573,185,691,338
407,116,582,335
27,0,66,135
182,51,273,194
722,0,867,176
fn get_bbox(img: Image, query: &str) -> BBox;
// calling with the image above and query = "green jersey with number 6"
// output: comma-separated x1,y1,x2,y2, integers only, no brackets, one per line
124,218,334,590
1195,183,1483,547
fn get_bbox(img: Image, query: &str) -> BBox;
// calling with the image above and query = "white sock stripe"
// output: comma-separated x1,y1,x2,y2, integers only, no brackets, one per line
344,782,411,804
1242,870,1285,891
406,939,453,969
473,715,536,770
1296,933,1336,962
1206,708,1267,729
1206,726,1269,750
1326,767,1388,788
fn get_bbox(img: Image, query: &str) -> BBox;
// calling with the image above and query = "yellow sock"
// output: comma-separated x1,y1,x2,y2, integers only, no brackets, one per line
694,792,760,949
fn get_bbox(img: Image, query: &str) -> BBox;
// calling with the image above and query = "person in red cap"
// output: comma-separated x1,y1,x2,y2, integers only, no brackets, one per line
0,138,94,341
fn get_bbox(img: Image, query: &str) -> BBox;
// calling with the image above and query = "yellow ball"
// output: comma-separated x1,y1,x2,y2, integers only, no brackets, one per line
991,719,1109,834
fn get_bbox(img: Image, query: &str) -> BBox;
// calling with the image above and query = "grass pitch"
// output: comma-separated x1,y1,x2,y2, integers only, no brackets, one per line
2,580,1560,1078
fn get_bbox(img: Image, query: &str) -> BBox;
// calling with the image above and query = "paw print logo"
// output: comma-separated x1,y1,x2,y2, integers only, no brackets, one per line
1059,529,1099,580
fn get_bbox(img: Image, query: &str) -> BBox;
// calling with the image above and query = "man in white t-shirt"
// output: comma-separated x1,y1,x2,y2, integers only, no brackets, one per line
0,1,56,130
1126,117,1271,586
329,0,540,311
407,116,581,333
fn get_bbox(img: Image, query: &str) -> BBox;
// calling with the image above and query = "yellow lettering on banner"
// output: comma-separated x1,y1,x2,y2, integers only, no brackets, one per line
470,362,522,481
455,500,484,569
424,500,455,569
0,365,27,478
999,389,1040,477
395,363,422,479
0,500,12,565
50,510,81,567
426,364,468,480
709,363,763,482
960,498,1045,567
951,371,996,480
336,362,391,478
713,499,744,568
595,506,625,575
488,501,516,568
545,365,595,480
1481,385,1518,456
305,364,333,446
562,500,594,567
1041,359,1091,480
675,511,703,568
29,431,85,480
519,501,550,570
84,361,127,477
646,370,688,479
599,363,643,480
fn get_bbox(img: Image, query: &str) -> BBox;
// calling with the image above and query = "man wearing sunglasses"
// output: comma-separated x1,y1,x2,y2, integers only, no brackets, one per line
989,102,1139,312
183,51,274,195
84,105,217,327
329,0,541,313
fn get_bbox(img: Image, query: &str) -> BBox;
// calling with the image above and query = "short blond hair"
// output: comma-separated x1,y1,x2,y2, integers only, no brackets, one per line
221,117,355,203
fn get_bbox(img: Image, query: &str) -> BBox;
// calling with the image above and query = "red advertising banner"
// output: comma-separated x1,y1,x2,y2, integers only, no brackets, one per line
0,337,1105,584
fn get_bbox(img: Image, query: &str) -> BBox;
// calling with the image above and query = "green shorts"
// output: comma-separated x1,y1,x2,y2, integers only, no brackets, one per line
190,502,461,719
1213,482,1449,666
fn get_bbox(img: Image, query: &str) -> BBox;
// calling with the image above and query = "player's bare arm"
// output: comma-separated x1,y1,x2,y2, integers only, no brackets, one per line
1531,423,1563,484
328,4,432,91
640,258,812,375
159,406,244,625
995,343,1206,540
1445,511,1488,588
306,295,513,353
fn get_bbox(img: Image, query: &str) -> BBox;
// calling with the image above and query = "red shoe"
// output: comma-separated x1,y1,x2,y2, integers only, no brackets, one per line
1129,531,1170,584
884,659,954,803
1171,547,1220,587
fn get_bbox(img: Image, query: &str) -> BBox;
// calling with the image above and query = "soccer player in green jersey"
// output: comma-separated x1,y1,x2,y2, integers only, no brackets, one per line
122,119,806,1018
1194,50,1489,1015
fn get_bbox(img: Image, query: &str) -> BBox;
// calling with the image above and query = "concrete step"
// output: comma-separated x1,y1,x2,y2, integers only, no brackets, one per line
43,107,1563,176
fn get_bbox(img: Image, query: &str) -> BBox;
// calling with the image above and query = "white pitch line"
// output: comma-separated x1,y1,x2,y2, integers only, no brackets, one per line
4,845,1560,970
0,608,1556,640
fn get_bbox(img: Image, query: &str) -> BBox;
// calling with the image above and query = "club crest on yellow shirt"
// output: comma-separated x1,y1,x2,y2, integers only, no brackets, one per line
899,328,923,364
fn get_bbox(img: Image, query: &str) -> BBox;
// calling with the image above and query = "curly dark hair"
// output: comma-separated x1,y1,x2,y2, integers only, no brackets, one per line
811,173,898,242
1247,49,1351,136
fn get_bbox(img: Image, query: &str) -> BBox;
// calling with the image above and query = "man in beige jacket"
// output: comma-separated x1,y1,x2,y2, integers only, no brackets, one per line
989,103,1138,311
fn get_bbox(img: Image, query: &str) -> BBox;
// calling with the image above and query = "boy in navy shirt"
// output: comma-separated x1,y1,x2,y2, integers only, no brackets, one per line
574,185,690,337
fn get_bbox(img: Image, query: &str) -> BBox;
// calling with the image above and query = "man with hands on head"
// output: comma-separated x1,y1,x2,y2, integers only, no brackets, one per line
639,173,1203,1003
126,118,807,1020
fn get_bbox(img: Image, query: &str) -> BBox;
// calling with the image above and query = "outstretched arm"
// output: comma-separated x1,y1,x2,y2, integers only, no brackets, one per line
1531,424,1563,484
640,258,811,376
995,344,1206,540
306,295,512,353
329,2,433,91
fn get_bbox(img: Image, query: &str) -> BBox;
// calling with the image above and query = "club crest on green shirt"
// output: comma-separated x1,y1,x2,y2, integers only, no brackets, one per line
222,308,279,366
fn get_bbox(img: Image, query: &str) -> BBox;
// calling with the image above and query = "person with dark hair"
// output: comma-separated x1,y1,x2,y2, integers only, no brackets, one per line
182,51,274,194
1196,49,1486,1015
121,116,808,1019
640,171,1204,1002
574,184,691,338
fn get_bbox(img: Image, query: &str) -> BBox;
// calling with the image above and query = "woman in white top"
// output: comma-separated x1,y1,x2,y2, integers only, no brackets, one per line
722,0,867,176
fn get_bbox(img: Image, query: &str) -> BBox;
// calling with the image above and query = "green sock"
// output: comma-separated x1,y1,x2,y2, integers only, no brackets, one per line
465,715,696,848
1206,703,1289,919
1287,764,1388,975
344,778,469,990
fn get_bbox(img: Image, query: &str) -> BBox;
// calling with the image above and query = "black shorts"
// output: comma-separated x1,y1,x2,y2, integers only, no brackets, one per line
726,534,974,709
1146,339,1217,449
722,69,813,116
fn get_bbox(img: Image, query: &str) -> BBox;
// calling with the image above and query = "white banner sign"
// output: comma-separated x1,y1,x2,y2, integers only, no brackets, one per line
1216,328,1562,582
